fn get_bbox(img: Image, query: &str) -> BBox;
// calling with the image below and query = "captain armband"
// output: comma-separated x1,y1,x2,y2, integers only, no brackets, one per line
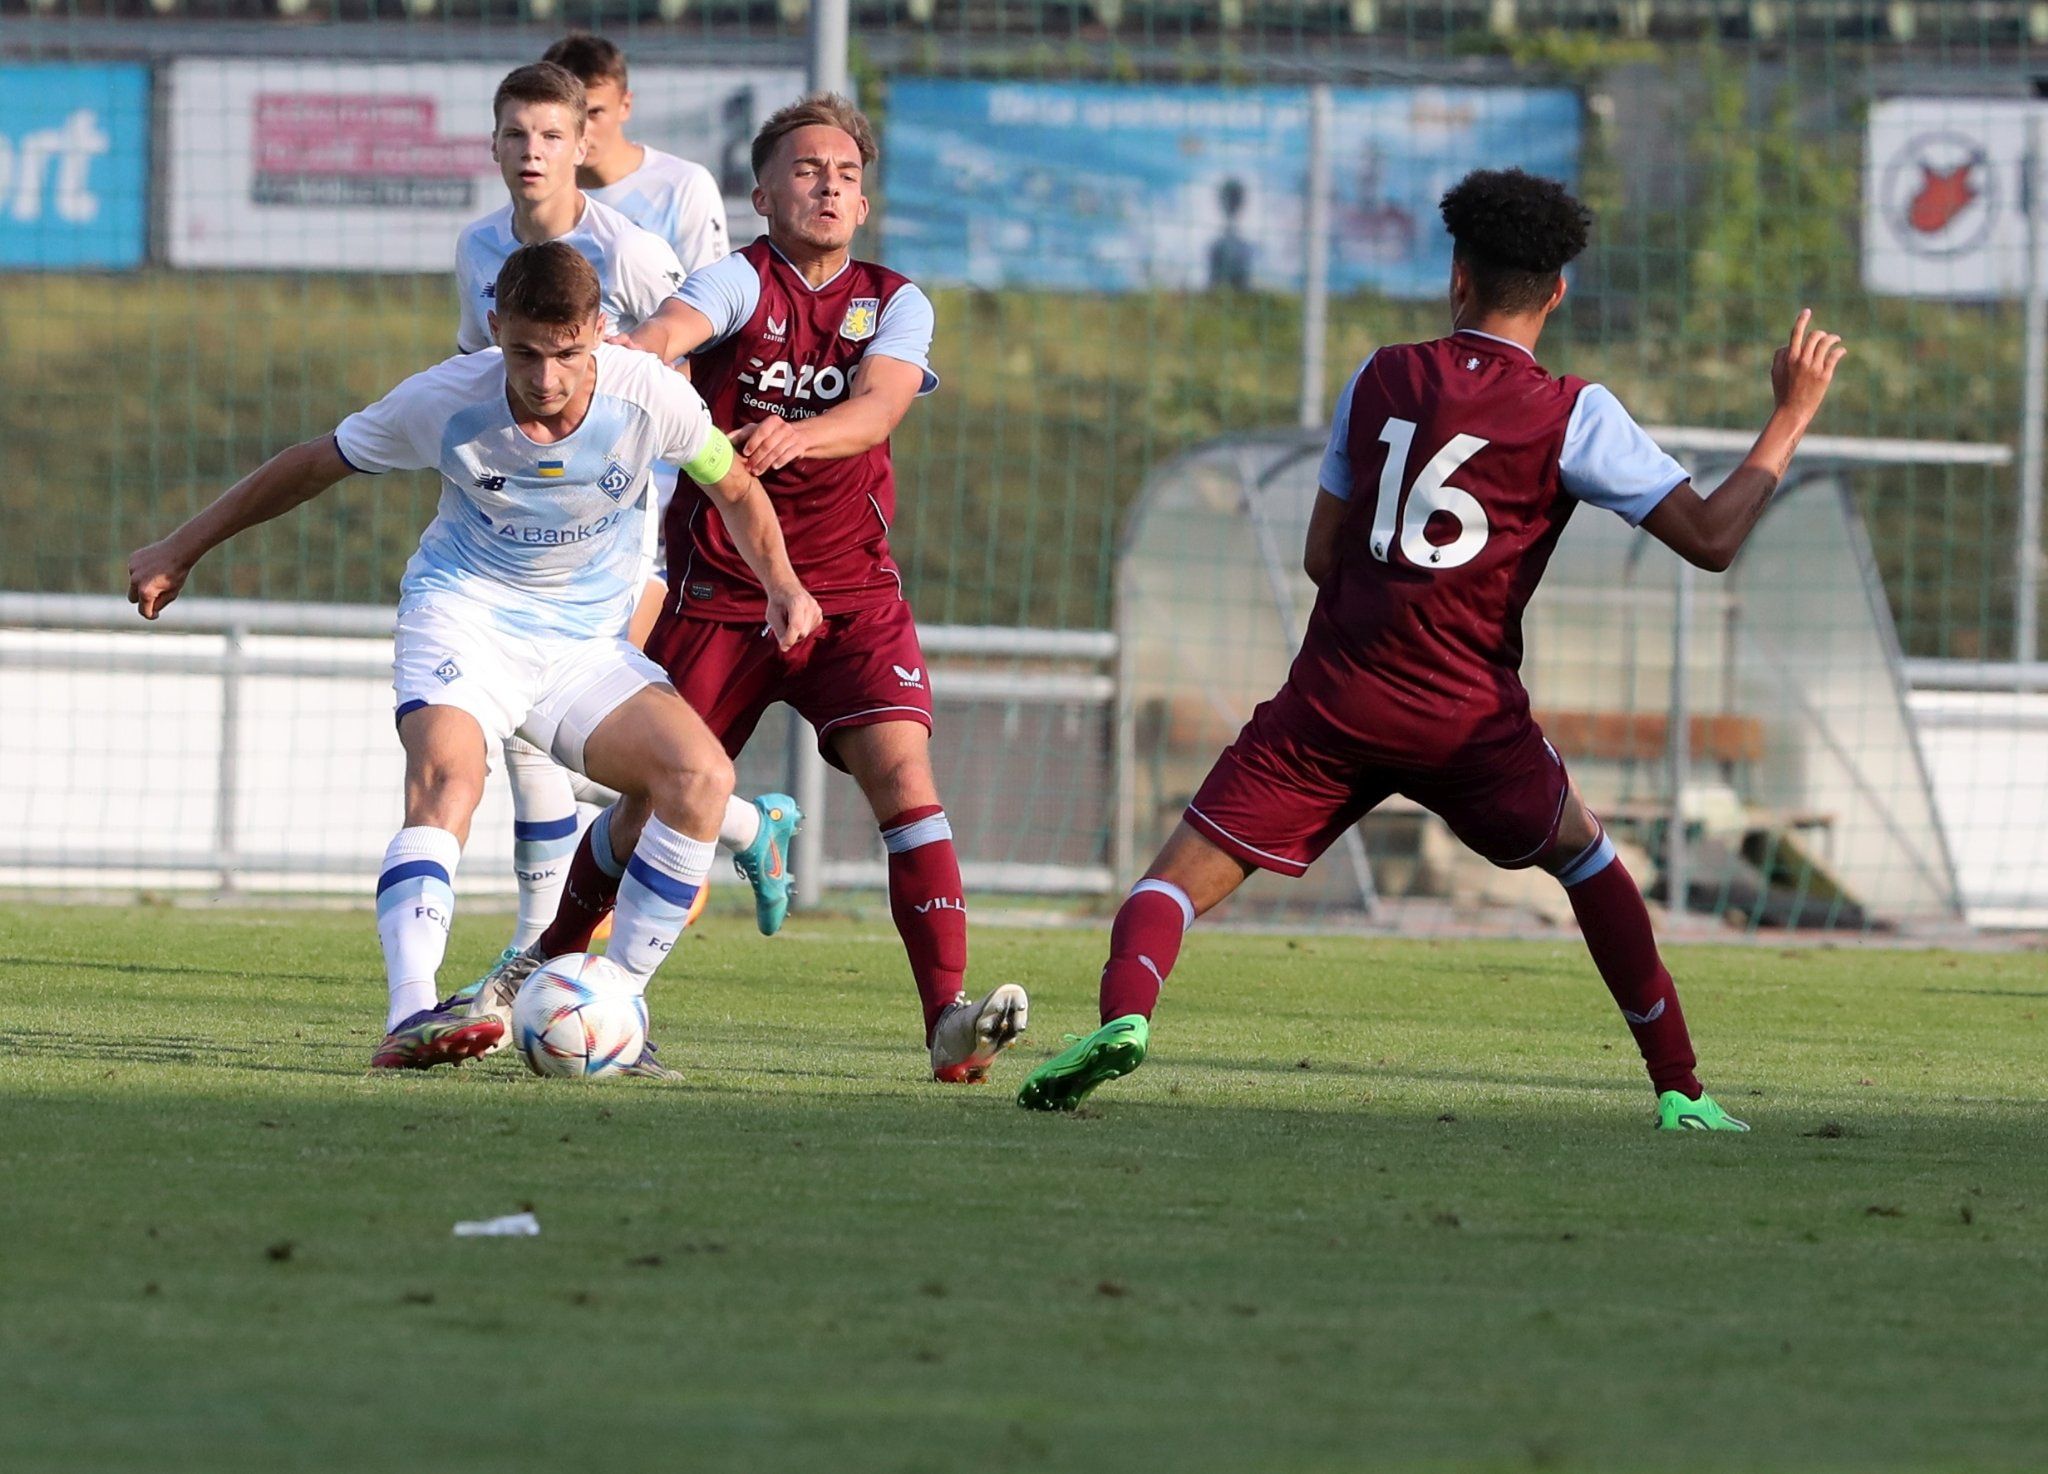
682,428,736,486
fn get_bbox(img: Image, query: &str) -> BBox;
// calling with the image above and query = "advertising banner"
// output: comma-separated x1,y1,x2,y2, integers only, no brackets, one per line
0,64,150,270
1863,97,2038,299
166,60,807,271
883,80,1581,297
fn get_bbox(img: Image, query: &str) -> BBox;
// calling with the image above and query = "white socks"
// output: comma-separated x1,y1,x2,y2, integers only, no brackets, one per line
609,815,716,986
375,826,461,1029
503,738,581,949
719,794,761,852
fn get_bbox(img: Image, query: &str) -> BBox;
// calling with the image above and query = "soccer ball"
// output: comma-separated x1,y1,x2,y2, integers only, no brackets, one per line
510,953,646,1079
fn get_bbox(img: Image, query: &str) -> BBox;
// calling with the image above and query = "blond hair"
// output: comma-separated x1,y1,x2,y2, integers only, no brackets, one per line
750,93,877,179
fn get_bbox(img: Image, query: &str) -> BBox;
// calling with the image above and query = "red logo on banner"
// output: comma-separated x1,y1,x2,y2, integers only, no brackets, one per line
250,93,487,208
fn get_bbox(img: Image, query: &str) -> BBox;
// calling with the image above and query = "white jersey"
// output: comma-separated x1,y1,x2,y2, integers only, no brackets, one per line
454,195,686,355
585,147,729,274
334,343,715,638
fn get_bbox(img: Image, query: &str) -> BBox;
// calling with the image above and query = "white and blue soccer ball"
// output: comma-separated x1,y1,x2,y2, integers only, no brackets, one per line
510,953,646,1079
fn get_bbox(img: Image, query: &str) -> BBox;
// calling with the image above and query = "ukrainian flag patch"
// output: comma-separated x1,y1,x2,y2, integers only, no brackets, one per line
537,459,566,478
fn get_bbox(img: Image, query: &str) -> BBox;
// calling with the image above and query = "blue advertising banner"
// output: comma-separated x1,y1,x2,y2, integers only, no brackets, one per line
884,80,1581,297
0,65,150,270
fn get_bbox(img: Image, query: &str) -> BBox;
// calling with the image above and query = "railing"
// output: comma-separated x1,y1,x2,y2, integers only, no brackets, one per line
0,593,1119,897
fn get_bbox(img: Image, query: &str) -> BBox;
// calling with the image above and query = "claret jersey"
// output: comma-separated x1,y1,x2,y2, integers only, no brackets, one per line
1291,328,1689,760
664,238,938,621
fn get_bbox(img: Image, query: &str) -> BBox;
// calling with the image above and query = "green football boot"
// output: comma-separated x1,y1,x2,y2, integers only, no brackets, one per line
731,794,802,936
1656,1090,1751,1132
1016,1014,1149,1112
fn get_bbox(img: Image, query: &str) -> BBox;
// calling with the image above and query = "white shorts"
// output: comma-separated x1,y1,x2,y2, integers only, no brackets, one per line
392,595,670,773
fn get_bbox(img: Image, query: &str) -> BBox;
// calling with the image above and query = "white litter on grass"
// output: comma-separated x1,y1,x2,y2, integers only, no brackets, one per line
453,1212,540,1237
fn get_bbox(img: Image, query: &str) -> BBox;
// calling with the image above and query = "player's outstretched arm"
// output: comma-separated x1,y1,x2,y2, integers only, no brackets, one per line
731,356,924,475
1641,309,1846,573
619,298,717,366
687,430,822,651
126,437,356,619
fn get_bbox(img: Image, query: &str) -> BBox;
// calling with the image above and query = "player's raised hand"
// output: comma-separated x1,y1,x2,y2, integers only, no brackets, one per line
1771,308,1847,422
731,417,811,475
127,538,194,620
763,583,823,652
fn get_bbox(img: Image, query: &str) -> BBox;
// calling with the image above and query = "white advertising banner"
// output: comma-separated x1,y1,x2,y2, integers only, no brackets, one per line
1864,96,2044,299
166,59,807,271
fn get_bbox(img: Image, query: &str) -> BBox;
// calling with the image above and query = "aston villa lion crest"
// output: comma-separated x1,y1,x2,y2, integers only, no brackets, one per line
839,297,880,342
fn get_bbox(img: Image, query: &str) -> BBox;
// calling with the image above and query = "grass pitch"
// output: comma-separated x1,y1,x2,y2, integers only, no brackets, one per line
2,902,2044,1472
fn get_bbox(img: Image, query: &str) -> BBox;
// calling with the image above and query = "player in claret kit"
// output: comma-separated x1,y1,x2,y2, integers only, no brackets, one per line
481,93,1031,1085
455,60,802,985
1019,168,1847,1129
125,243,819,1075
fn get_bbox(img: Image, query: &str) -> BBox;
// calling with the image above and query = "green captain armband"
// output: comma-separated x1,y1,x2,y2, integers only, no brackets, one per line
683,428,736,486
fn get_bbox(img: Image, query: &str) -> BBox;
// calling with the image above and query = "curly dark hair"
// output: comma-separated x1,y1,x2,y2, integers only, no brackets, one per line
1439,168,1591,313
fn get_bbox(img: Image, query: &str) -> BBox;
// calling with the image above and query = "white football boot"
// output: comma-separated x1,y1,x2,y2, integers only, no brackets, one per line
929,984,1030,1083
440,942,546,1055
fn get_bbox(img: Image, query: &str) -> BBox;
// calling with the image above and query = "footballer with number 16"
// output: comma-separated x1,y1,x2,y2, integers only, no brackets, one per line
1020,169,1847,1128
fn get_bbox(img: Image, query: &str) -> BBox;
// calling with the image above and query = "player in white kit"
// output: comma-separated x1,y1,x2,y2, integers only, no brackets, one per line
456,63,801,987
125,243,821,1074
544,31,729,646
545,32,729,280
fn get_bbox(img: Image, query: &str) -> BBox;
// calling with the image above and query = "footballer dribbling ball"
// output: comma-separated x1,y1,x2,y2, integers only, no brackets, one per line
511,953,646,1079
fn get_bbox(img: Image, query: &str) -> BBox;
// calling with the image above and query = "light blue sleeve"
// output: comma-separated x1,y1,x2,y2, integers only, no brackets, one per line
1559,384,1691,527
868,285,940,395
677,252,761,346
333,361,450,475
1317,355,1373,500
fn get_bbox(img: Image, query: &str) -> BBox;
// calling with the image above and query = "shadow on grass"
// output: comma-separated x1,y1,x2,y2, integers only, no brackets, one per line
1922,986,2048,1000
0,953,358,987
0,1027,369,1078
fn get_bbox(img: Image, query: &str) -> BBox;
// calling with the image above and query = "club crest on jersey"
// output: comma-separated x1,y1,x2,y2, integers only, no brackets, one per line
433,659,461,685
840,298,880,342
537,458,566,479
597,459,631,500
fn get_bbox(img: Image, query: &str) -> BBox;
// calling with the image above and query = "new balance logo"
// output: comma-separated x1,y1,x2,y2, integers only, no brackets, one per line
474,473,506,491
913,896,965,914
893,664,924,687
1622,999,1666,1026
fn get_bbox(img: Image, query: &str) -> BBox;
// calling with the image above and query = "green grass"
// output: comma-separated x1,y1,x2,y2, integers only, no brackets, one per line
3,904,2045,1471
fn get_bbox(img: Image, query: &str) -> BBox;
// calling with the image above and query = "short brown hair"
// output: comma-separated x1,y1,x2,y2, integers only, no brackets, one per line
750,92,876,179
493,242,602,327
542,33,627,90
492,61,585,130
